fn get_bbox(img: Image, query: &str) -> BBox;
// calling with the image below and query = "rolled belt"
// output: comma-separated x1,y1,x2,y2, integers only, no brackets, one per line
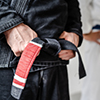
11,37,86,99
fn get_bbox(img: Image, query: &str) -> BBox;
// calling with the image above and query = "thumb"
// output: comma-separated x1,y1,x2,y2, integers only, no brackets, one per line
59,31,68,39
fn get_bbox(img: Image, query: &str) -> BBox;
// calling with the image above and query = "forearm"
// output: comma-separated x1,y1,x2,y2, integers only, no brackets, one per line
65,0,82,46
83,33,91,41
83,30,100,45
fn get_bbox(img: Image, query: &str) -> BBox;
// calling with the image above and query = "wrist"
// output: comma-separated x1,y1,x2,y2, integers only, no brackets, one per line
83,31,93,41
69,32,79,47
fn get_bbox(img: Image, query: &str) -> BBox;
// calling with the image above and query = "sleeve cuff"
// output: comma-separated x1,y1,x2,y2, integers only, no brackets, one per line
0,16,23,34
73,30,83,47
65,28,83,47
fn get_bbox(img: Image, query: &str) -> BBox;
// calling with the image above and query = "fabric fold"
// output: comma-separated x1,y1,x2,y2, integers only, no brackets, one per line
11,37,86,99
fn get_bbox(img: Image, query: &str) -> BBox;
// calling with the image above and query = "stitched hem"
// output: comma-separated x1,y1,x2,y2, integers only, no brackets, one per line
0,16,23,34
11,0,28,15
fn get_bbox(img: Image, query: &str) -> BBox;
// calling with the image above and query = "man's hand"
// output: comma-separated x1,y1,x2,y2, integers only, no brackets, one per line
4,23,38,57
83,30,100,45
59,31,79,60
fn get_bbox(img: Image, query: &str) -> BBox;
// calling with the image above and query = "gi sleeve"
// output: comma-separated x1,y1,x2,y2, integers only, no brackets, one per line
0,0,23,38
65,0,83,47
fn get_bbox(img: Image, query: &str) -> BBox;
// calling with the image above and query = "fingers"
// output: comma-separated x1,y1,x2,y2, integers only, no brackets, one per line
95,40,100,45
15,52,22,57
4,23,38,57
11,45,22,57
92,30,100,38
12,47,21,57
11,41,27,57
91,31,100,42
59,50,75,60
84,30,100,42
98,32,100,39
96,31,100,39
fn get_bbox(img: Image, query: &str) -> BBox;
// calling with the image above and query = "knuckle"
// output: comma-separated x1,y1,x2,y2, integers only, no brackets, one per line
63,32,67,36
71,52,74,56
68,51,73,55
15,53,21,57
58,53,61,56
12,47,20,54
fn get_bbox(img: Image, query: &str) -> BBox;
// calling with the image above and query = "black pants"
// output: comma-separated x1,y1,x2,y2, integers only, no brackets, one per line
0,66,70,100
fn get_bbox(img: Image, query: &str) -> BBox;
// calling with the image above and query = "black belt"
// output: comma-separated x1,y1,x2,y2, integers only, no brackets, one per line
41,38,86,79
59,39,86,79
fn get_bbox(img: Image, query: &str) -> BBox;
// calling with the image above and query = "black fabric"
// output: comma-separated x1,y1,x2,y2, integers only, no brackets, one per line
0,66,70,100
65,0,83,46
0,68,14,100
42,38,61,56
9,38,85,99
0,0,83,68
9,37,86,79
0,0,82,43
0,0,84,100
59,39,86,79
33,37,86,79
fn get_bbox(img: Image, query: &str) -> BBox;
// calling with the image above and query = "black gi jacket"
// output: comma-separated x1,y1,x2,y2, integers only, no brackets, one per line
0,0,83,70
